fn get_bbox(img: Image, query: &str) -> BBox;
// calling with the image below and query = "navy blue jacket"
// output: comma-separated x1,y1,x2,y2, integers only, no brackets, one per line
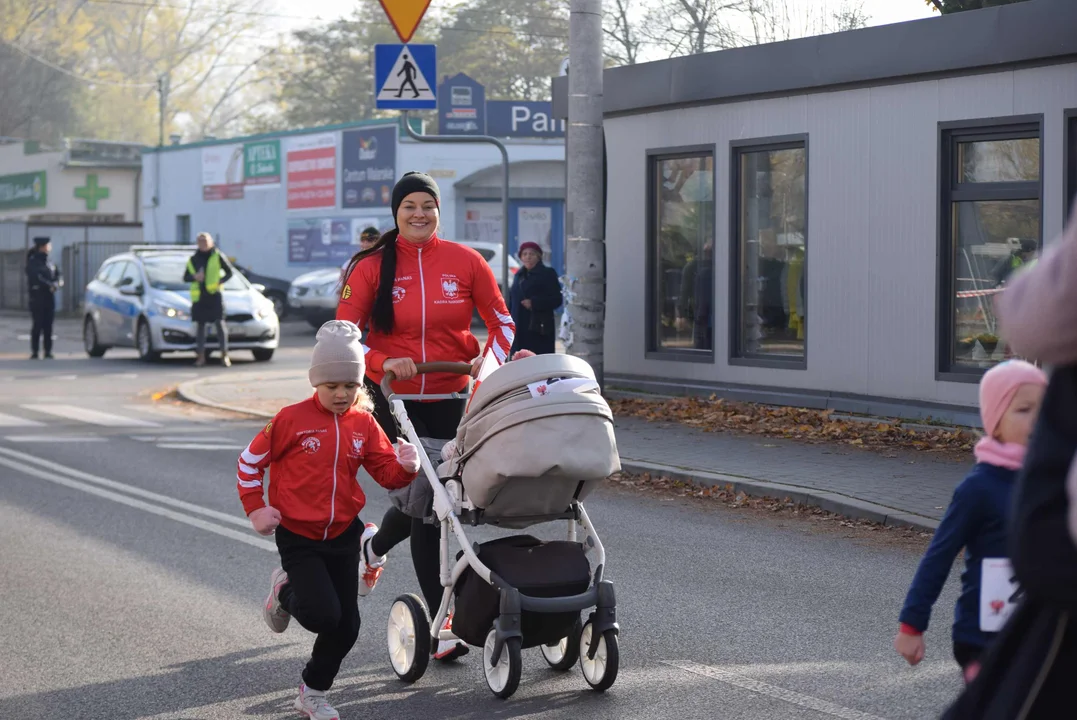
508,261,562,355
899,462,1017,647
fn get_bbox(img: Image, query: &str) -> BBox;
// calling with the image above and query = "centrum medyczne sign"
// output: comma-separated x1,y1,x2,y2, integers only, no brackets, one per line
0,171,47,211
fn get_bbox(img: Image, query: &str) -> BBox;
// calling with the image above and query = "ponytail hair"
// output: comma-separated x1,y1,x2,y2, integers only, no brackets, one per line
341,228,399,334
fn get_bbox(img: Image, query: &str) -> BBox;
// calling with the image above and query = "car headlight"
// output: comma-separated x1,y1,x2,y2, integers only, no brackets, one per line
152,299,190,320
316,280,339,296
255,305,275,320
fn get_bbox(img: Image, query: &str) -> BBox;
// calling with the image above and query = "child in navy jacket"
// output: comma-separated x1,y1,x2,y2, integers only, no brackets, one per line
895,360,1046,683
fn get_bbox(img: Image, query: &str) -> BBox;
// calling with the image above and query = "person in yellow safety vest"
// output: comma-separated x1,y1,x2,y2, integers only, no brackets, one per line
993,239,1037,288
183,232,234,367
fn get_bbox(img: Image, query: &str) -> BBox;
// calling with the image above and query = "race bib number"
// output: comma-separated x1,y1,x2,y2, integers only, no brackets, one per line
980,557,1019,633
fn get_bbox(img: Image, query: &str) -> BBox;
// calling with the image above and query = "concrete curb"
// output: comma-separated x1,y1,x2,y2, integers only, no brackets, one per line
176,375,277,419
174,375,940,532
619,459,940,532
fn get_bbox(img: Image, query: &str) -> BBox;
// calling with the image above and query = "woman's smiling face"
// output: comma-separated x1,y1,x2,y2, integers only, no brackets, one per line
396,192,439,243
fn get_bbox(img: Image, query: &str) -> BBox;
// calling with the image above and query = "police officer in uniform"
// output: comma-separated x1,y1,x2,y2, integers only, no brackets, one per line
25,236,62,359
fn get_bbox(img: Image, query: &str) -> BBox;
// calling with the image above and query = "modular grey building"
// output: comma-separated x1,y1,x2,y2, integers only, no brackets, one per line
554,0,1077,421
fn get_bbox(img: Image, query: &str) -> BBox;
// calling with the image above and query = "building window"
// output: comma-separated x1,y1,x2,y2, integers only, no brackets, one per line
731,138,807,363
647,148,715,355
176,215,191,245
939,120,1042,375
1066,110,1077,221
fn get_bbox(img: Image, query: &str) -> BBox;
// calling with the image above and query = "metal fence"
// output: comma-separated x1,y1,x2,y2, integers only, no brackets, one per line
60,241,133,313
0,249,28,311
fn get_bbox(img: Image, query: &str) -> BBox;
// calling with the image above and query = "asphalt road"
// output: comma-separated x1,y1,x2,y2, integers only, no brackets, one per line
0,316,966,720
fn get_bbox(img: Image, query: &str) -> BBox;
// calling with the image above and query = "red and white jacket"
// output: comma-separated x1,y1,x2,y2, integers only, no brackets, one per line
236,395,416,541
337,235,515,395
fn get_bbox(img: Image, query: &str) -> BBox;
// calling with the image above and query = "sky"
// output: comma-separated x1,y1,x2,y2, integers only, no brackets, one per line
266,0,937,36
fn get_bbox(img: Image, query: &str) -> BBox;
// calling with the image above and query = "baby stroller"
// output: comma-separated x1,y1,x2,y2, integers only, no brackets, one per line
380,354,621,699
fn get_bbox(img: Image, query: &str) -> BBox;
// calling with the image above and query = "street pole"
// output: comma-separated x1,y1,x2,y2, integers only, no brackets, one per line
565,0,605,387
400,112,511,298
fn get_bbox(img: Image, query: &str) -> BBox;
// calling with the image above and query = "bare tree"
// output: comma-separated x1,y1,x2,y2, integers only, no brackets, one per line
642,0,748,57
743,0,868,44
605,0,642,65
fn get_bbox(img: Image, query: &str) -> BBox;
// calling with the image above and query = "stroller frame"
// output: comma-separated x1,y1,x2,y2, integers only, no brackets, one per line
381,362,620,698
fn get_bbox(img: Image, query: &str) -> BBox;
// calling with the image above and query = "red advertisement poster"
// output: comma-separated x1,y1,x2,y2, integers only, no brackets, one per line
286,133,337,209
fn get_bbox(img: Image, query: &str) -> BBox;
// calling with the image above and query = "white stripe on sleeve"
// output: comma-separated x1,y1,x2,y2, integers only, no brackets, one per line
240,446,268,465
238,462,259,476
237,476,262,489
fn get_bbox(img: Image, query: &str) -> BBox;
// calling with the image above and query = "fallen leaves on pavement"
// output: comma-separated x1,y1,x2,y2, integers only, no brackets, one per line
608,395,977,458
608,471,933,544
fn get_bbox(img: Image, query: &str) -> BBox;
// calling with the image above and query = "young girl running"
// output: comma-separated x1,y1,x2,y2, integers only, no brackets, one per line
894,360,1046,683
237,320,421,720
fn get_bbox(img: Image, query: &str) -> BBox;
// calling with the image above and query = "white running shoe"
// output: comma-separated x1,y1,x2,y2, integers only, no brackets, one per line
358,523,386,597
293,684,339,720
262,567,290,633
433,612,469,661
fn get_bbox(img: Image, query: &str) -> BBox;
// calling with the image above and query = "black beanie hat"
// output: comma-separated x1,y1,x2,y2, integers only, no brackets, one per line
32,236,49,248
391,172,440,224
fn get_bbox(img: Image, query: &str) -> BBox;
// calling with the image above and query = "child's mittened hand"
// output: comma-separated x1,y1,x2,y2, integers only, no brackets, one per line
249,506,281,536
396,441,421,473
894,630,926,666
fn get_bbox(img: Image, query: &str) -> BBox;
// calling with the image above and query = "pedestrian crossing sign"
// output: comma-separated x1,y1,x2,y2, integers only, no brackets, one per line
375,43,437,110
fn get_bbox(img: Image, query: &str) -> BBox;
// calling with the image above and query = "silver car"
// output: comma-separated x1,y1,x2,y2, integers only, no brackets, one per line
288,267,342,329
82,247,280,362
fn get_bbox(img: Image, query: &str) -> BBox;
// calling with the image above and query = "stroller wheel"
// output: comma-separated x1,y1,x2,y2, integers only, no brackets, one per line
387,594,430,683
483,628,522,699
540,617,582,671
579,622,619,692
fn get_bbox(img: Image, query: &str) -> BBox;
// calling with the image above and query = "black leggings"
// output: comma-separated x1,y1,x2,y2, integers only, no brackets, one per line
365,376,465,616
276,519,362,691
30,297,54,356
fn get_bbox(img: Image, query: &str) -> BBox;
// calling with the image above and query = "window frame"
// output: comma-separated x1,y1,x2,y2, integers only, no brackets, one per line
1066,109,1077,223
935,115,1044,382
644,144,717,362
728,134,810,370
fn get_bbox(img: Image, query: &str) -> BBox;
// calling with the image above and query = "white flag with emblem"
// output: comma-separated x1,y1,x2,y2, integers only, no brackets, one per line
466,346,502,412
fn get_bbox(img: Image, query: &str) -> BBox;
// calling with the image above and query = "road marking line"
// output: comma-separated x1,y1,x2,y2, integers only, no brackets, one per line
0,455,274,551
662,661,889,720
20,404,162,428
4,435,106,443
0,412,45,427
123,404,207,422
156,443,247,451
0,446,251,530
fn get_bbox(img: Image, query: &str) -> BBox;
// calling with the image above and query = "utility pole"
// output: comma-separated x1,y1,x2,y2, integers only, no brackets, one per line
565,0,605,387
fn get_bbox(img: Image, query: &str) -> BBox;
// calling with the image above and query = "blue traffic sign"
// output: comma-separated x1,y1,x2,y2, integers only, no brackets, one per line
375,44,437,110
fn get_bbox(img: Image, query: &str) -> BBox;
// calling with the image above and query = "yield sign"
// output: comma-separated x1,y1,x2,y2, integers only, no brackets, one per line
377,0,432,43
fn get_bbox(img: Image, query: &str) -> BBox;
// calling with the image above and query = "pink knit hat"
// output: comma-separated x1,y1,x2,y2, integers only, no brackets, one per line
979,360,1047,437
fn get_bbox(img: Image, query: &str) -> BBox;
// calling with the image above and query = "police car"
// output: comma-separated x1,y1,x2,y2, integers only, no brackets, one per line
82,246,279,362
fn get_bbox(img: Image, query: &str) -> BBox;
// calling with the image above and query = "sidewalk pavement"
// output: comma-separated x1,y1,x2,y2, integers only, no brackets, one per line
178,370,966,531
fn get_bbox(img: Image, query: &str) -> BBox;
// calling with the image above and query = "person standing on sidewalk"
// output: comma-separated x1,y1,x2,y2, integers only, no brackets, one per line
238,320,421,720
183,232,233,367
508,241,562,356
336,171,515,661
25,236,62,360
894,360,1047,684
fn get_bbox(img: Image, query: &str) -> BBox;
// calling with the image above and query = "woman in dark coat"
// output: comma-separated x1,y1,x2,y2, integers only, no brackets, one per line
182,232,233,367
508,241,562,356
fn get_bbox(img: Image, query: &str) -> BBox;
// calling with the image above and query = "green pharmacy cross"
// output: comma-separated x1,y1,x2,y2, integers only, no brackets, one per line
75,174,110,210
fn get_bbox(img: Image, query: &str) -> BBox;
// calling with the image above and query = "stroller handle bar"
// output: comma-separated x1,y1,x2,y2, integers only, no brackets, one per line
380,361,474,399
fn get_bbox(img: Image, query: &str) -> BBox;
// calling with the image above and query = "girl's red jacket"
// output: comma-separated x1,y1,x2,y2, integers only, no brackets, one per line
236,395,416,541
337,235,515,395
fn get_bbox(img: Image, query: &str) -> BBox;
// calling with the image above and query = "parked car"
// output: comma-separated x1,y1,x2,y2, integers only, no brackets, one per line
288,267,342,329
82,246,279,362
231,262,291,320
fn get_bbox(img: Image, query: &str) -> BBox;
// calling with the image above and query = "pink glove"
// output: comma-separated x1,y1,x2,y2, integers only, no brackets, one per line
396,441,421,473
249,506,281,535
512,349,536,360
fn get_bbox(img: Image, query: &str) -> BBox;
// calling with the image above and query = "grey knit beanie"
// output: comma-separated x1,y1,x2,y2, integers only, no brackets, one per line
309,320,366,386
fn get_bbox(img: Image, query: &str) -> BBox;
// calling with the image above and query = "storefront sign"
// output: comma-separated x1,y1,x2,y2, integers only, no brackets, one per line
201,144,245,200
486,101,565,139
341,126,396,209
437,73,486,135
244,140,281,187
286,133,337,210
0,171,47,211
288,215,394,266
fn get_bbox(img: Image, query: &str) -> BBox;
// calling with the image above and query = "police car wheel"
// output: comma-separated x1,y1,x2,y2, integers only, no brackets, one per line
136,319,161,362
83,317,107,358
